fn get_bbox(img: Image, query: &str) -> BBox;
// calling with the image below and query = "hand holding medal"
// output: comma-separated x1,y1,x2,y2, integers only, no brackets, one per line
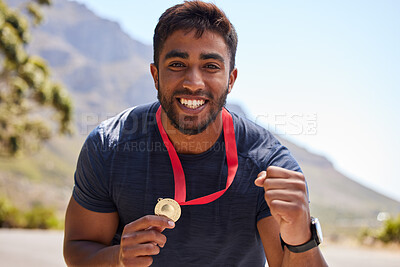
118,215,175,266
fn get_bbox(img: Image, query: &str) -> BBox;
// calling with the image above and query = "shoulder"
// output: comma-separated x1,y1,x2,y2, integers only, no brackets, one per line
229,109,301,172
87,102,159,149
229,110,278,154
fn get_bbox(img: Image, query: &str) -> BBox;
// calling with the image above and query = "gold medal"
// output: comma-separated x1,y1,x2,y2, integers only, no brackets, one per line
154,198,181,222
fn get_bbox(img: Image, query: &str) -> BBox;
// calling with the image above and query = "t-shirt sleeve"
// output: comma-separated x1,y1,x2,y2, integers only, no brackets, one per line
256,188,271,222
72,129,117,213
267,141,310,201
266,142,302,173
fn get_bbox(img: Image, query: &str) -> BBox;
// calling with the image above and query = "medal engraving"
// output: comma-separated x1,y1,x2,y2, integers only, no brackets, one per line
154,198,181,222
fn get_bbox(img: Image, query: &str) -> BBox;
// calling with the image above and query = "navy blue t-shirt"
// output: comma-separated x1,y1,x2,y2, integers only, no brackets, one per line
73,102,301,266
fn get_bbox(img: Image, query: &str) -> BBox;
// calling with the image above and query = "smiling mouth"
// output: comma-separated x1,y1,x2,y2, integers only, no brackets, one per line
178,98,207,109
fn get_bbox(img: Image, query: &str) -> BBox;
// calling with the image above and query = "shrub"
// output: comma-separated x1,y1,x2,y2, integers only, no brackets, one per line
377,214,400,243
24,203,61,229
0,195,62,229
0,196,26,228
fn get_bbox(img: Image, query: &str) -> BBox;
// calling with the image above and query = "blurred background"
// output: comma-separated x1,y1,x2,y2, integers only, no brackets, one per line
0,0,399,266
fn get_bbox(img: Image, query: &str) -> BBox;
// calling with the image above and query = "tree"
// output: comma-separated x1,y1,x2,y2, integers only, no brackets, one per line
0,0,72,156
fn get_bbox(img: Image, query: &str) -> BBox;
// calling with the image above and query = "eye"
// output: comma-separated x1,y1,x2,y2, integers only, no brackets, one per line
169,62,185,68
205,64,220,70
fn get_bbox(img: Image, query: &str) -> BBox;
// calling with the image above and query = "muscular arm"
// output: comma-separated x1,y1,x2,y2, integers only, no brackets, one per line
63,197,120,266
257,216,284,267
257,216,327,267
64,197,175,267
256,166,328,267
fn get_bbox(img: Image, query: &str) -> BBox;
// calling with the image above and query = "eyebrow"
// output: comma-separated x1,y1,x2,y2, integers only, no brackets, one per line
164,50,225,64
164,50,189,60
200,52,225,64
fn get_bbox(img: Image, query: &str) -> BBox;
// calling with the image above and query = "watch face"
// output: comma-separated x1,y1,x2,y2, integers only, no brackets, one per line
313,217,323,243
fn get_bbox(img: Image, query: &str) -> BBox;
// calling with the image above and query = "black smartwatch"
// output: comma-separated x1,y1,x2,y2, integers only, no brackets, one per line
280,217,323,253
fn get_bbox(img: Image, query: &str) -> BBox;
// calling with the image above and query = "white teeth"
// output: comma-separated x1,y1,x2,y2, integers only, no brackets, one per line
179,98,205,109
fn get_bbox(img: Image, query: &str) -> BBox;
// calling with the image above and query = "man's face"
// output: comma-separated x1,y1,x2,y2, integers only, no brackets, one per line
151,29,237,135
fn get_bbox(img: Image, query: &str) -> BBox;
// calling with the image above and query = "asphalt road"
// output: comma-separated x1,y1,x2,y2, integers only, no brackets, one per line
0,229,399,266
0,229,65,267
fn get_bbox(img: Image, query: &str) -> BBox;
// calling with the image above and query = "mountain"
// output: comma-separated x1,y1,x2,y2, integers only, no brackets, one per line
2,0,399,236
7,0,156,119
281,138,400,229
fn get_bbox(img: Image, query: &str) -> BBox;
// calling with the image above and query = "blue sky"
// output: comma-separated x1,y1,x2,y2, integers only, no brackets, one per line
73,0,400,202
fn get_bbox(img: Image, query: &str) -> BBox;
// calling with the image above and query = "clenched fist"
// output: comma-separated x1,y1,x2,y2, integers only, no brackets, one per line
255,166,311,246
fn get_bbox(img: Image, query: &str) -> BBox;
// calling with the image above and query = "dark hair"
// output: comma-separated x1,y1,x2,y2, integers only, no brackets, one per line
153,0,238,72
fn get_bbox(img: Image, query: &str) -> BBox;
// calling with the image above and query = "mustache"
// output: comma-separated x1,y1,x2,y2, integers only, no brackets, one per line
172,88,214,100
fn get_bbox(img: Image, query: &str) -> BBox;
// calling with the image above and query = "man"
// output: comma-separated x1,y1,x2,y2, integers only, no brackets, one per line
64,1,328,266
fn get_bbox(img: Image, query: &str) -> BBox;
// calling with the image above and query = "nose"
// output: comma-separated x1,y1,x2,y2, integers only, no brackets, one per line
182,67,205,91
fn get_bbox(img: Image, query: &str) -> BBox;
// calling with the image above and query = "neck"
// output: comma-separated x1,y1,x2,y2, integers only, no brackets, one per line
160,110,223,154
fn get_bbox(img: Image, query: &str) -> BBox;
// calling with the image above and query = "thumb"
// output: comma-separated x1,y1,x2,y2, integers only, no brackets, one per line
254,171,267,187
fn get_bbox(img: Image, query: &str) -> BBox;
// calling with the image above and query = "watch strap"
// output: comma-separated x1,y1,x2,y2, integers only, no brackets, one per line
280,218,321,253
280,234,319,253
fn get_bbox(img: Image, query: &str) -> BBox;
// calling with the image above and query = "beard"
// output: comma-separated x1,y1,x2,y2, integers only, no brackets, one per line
157,84,229,135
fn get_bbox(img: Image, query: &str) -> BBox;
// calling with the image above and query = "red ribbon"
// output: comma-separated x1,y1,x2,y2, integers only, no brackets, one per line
156,106,238,206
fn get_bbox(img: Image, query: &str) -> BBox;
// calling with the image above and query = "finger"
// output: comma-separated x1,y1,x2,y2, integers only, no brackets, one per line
263,178,307,192
125,215,175,233
264,189,308,207
266,166,303,179
146,226,164,247
120,255,153,267
124,243,161,257
254,171,267,187
134,256,154,267
147,225,168,233
122,230,167,248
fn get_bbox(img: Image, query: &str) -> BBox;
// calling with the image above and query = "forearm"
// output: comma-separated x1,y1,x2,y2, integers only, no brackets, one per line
64,240,120,267
282,246,328,267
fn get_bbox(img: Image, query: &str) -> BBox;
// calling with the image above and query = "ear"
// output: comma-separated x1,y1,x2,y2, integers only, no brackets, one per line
227,68,238,94
150,63,159,90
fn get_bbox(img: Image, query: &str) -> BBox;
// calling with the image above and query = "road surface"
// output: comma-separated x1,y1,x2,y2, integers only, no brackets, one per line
0,229,399,266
